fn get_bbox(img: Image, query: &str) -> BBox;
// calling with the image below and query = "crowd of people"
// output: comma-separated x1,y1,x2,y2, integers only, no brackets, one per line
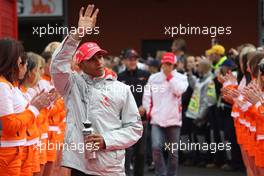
1,3,264,176
117,40,264,176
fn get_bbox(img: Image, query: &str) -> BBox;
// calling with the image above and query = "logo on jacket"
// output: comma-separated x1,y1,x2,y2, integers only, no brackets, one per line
100,95,110,107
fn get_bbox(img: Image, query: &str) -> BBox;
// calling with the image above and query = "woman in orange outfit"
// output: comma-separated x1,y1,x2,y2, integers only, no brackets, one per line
19,53,41,176
220,51,255,176
41,51,64,176
0,38,52,176
19,53,57,176
243,56,264,176
239,52,263,176
34,55,50,176
222,75,252,174
222,52,264,176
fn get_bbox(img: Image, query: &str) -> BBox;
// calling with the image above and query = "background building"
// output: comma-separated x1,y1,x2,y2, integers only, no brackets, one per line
0,0,261,57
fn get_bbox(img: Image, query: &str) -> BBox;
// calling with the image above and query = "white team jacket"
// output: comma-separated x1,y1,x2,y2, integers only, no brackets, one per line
143,70,188,127
50,35,143,176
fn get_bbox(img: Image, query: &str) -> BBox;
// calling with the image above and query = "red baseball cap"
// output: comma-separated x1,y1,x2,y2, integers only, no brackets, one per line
75,42,107,63
161,52,176,64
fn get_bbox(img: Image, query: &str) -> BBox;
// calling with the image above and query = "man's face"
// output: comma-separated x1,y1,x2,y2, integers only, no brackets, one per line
176,61,185,72
79,53,105,77
186,56,195,71
124,57,138,71
197,62,209,76
211,53,220,65
162,62,174,74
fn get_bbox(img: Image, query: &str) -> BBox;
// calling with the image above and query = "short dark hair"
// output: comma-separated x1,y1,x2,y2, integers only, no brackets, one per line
41,51,52,63
0,38,27,83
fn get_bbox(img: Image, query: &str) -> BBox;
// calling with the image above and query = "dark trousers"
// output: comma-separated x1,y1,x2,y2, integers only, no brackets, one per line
221,107,244,169
210,105,243,168
125,123,146,176
180,116,211,165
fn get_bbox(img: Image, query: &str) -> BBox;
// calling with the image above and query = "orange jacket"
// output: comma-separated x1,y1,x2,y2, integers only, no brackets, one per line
0,76,39,147
49,98,64,130
255,103,264,140
19,85,40,146
40,75,67,140
37,108,49,139
246,105,257,133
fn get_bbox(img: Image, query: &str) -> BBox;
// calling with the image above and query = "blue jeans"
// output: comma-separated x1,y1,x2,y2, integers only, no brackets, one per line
151,125,181,176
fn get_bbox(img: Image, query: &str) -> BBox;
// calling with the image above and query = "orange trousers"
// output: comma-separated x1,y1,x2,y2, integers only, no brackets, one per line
0,146,23,176
21,146,33,176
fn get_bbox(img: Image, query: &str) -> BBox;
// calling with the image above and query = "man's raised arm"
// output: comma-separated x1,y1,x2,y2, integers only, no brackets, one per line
50,4,99,96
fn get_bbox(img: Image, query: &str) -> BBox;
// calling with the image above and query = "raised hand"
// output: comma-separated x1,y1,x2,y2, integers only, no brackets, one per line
72,4,99,40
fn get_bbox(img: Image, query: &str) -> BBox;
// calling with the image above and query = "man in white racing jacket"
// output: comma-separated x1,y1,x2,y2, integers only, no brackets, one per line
50,4,143,176
143,52,188,176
